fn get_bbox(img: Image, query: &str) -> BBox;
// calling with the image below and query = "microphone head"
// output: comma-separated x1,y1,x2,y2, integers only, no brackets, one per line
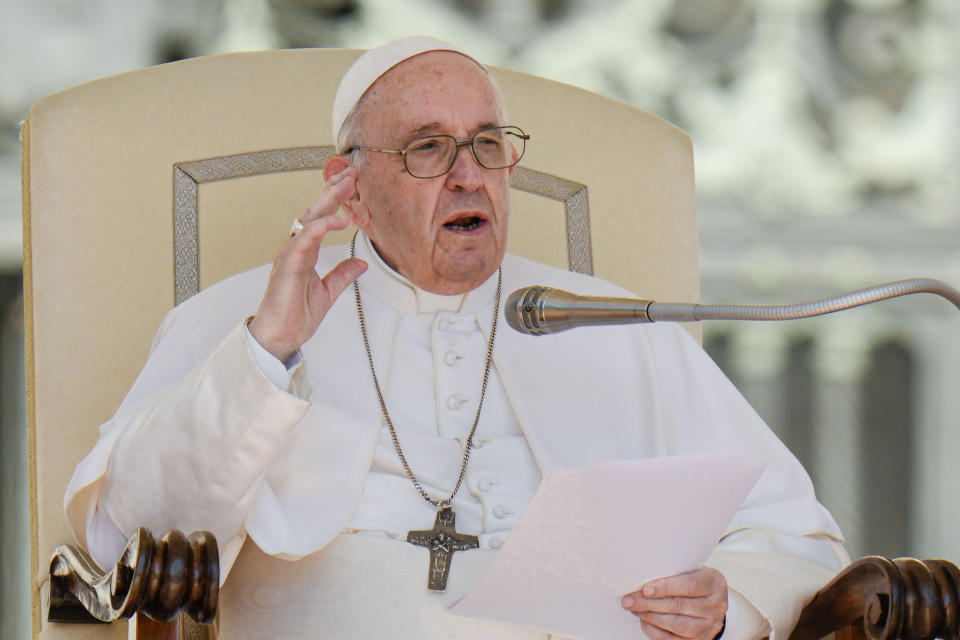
504,286,549,335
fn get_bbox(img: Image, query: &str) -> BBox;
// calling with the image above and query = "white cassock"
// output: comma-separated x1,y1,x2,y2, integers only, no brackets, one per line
65,233,847,640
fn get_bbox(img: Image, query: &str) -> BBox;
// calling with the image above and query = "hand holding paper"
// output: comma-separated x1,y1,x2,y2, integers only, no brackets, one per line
621,566,728,640
449,451,764,640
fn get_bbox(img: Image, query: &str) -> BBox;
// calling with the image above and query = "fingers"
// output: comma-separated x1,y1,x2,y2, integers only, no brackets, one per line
317,258,367,302
638,614,702,640
641,568,724,599
281,213,352,272
637,612,725,640
621,568,727,640
640,619,682,640
638,616,723,640
628,604,725,640
292,211,352,247
248,168,362,362
624,593,700,617
284,166,357,269
301,167,357,224
249,256,366,363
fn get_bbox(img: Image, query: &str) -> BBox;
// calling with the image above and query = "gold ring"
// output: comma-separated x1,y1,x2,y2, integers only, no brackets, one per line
290,219,304,237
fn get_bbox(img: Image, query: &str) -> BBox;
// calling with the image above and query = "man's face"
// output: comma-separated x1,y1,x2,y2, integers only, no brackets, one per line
346,52,512,295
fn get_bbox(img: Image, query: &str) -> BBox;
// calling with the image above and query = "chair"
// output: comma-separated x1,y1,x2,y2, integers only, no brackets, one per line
20,48,956,639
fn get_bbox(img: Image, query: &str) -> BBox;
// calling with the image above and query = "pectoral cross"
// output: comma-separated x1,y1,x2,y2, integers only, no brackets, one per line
407,507,479,591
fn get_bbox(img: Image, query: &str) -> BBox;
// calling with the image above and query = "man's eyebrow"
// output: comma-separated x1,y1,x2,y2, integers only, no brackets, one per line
406,122,500,138
408,122,443,138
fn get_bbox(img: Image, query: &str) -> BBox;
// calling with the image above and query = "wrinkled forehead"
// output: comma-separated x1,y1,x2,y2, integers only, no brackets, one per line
362,53,505,143
364,51,497,109
368,50,488,94
333,41,507,149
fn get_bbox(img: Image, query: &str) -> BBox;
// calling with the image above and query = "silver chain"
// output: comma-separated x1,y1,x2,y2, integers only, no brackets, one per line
350,232,502,508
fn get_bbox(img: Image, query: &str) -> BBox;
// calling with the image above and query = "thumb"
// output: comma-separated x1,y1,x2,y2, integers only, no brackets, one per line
320,258,368,301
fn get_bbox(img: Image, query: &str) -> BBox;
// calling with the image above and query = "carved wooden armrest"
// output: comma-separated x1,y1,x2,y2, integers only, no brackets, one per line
48,528,218,626
789,556,960,640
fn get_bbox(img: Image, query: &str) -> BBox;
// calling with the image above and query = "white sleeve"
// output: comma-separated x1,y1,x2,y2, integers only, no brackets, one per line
708,529,848,640
242,319,302,390
84,503,130,572
723,589,767,640
68,320,312,580
643,323,848,640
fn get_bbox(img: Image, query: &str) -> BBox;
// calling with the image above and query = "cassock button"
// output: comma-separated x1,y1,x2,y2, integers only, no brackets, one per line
489,537,503,549
438,317,452,331
446,394,468,410
492,505,507,519
444,351,463,366
477,478,493,491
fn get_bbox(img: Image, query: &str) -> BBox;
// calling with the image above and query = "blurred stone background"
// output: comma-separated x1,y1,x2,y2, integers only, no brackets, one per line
2,1,958,637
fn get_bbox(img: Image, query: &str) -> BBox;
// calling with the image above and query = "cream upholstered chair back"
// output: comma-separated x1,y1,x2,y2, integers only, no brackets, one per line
22,48,698,638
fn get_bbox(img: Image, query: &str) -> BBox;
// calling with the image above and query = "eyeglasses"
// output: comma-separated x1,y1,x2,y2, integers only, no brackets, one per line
346,125,529,179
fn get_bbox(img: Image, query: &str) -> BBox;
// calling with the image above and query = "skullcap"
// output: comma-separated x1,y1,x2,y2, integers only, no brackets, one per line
331,36,481,151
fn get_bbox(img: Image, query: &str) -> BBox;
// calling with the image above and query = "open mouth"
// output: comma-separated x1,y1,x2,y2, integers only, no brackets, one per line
443,216,486,231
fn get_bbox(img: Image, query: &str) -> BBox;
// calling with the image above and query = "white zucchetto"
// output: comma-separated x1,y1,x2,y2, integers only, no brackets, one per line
331,36,482,150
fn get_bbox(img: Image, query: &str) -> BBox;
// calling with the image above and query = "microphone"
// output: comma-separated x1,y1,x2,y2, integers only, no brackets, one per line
504,287,653,335
505,280,960,336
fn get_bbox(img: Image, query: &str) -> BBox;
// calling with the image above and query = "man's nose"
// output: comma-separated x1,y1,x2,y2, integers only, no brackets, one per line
445,143,483,191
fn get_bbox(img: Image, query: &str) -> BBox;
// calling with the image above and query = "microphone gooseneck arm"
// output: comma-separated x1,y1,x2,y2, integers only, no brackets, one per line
648,278,960,322
506,278,960,336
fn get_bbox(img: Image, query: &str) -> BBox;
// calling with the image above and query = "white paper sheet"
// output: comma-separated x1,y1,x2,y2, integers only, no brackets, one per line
449,451,764,640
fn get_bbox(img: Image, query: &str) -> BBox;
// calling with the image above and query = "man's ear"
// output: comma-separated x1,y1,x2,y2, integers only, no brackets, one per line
323,155,370,228
507,145,520,176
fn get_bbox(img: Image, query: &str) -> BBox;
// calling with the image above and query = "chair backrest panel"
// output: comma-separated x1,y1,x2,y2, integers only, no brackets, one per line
23,48,698,637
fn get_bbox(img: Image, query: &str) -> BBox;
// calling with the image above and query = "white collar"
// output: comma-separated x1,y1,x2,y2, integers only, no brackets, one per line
351,232,499,316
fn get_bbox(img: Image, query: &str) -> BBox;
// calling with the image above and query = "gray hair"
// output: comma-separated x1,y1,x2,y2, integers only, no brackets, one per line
335,95,370,168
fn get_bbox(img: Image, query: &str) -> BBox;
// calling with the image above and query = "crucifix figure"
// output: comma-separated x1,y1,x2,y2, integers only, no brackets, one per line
407,507,480,591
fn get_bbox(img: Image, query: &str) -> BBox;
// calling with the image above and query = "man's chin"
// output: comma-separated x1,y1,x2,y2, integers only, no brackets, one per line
422,255,502,295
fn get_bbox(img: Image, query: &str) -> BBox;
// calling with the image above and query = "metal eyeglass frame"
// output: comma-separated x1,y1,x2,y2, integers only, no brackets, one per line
345,125,529,179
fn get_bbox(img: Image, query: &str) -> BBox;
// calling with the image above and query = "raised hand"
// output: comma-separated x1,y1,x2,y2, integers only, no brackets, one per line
247,167,368,362
621,567,728,640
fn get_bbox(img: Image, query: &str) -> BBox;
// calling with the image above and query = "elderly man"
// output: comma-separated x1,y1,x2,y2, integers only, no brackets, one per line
66,37,845,640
